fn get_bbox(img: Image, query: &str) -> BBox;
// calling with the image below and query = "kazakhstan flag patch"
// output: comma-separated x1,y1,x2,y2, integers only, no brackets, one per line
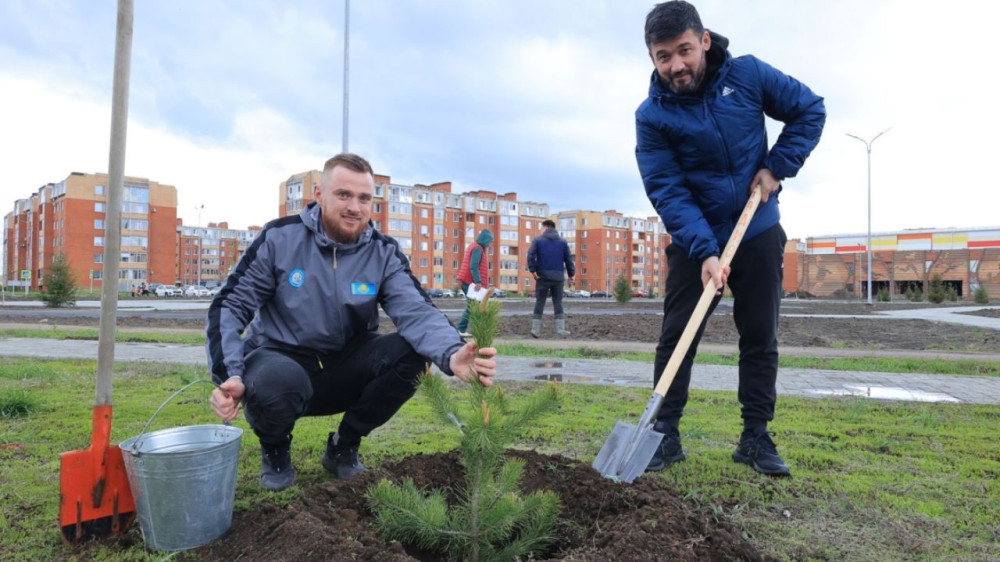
351,282,377,295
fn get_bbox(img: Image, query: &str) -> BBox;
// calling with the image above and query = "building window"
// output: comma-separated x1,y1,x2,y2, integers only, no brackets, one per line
95,185,105,195
95,202,106,213
94,219,104,229
94,236,104,246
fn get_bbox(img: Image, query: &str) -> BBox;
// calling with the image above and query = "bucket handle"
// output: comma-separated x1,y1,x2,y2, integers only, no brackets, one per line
130,379,228,455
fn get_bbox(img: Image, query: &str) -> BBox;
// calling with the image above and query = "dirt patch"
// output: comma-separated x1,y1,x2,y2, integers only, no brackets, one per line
191,450,765,562
521,314,1000,352
959,308,1000,319
2,298,998,352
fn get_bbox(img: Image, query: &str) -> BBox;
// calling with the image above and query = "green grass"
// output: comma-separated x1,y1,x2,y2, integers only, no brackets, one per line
1,357,998,560
3,328,996,377
0,327,207,346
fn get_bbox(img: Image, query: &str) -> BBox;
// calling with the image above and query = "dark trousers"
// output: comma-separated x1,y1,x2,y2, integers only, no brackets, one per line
457,282,473,332
533,277,566,317
653,223,787,424
241,333,425,448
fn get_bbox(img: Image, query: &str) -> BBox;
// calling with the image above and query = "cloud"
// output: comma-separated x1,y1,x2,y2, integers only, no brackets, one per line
3,0,999,246
0,72,326,229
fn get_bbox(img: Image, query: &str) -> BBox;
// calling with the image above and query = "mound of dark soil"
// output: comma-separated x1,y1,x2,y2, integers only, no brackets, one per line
195,450,766,562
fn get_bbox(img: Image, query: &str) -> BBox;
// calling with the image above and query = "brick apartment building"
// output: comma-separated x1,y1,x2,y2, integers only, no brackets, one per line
3,172,263,293
278,170,672,295
9,170,996,303
176,220,261,287
3,172,178,292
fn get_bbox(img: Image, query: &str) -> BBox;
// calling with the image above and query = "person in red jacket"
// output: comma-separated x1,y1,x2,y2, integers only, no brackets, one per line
455,229,493,335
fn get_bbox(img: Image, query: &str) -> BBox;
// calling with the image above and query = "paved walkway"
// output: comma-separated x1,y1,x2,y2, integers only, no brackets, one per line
2,337,998,405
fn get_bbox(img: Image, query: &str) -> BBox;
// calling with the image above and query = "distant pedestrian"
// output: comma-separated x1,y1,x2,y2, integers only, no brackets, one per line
455,229,494,336
527,219,575,337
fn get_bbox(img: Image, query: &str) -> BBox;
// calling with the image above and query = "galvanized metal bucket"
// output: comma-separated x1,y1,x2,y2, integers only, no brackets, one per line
120,380,243,551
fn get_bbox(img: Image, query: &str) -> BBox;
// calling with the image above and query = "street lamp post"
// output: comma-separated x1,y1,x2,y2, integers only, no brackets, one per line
195,204,204,287
342,0,350,152
846,128,890,305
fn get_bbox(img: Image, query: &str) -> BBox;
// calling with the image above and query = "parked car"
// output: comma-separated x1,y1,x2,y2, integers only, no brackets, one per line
426,288,445,298
575,289,591,298
631,289,649,298
208,286,223,296
154,284,182,297
491,288,507,298
184,285,211,297
591,291,612,298
441,289,455,298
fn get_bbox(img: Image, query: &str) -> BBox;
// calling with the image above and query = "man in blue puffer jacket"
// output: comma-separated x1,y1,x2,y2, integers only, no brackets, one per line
527,219,575,337
635,1,825,476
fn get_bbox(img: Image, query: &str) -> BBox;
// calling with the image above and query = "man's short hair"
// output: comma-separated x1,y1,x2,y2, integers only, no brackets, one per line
542,219,556,228
323,153,374,176
645,0,704,48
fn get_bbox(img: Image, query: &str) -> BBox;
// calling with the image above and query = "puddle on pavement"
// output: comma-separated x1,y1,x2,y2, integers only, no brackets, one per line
809,385,960,403
532,373,641,387
533,361,564,369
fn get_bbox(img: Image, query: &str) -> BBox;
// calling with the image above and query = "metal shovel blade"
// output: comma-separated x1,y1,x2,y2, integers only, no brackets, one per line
592,421,664,483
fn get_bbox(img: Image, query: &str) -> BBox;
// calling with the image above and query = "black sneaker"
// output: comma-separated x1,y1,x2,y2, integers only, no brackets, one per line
732,430,791,476
321,432,366,479
644,428,686,472
260,444,296,491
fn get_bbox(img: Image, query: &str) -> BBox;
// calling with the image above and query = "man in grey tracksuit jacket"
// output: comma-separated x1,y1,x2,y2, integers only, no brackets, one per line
206,153,498,491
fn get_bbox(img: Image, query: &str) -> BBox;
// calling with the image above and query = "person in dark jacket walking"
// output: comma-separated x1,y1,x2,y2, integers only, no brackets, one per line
636,1,825,476
207,153,498,491
527,219,575,337
455,229,494,335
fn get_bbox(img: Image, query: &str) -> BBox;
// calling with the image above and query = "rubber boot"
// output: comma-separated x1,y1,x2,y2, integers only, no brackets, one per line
530,318,542,339
555,318,570,336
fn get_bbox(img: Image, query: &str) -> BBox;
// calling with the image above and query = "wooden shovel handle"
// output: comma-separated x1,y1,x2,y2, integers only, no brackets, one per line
653,186,763,398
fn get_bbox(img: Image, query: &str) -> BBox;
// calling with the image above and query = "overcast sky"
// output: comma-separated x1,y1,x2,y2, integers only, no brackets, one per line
2,0,997,243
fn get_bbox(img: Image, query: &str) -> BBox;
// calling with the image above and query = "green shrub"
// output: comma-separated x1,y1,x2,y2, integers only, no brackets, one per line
974,286,990,304
876,288,891,302
905,287,923,302
41,253,77,308
613,275,632,303
927,275,947,304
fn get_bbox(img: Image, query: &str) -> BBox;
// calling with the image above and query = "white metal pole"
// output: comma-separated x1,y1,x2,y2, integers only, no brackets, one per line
342,0,350,152
846,128,890,305
195,204,203,287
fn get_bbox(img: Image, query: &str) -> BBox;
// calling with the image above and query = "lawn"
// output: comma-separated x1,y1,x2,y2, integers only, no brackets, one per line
1,357,998,561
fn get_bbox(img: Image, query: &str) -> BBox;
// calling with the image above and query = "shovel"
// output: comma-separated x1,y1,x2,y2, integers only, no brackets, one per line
593,186,763,483
59,0,137,543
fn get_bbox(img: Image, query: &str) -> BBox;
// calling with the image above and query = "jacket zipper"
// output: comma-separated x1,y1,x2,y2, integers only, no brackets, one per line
705,97,739,234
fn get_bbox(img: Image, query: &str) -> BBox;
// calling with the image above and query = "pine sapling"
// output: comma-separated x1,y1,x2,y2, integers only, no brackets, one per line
367,290,561,562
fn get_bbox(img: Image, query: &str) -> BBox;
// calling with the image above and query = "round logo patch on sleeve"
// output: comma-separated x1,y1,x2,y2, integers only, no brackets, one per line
289,269,306,288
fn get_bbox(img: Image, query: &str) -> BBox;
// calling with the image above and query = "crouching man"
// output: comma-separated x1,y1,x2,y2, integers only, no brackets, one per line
206,153,498,490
